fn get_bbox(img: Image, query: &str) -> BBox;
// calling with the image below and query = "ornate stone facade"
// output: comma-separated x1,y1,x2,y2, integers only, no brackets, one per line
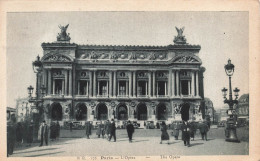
37,26,206,125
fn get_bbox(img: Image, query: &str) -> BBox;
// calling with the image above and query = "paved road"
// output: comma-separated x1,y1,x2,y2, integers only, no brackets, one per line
10,127,249,157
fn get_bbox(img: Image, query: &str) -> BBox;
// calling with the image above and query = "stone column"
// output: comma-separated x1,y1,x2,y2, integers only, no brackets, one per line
172,71,175,97
148,71,151,97
53,79,55,94
165,81,167,96
188,81,191,95
113,71,116,97
86,81,89,96
152,71,156,97
176,70,179,96
64,70,68,95
145,81,148,96
191,71,195,96
93,70,97,97
43,69,47,89
89,71,93,97
109,71,113,97
106,81,108,96
133,71,136,97
196,71,199,97
168,70,172,96
78,81,80,95
48,70,51,95
97,81,100,96
126,81,129,96
69,70,72,96
129,71,132,97
62,80,64,95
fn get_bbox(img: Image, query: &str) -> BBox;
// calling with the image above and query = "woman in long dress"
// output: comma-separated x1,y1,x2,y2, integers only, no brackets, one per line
160,121,170,145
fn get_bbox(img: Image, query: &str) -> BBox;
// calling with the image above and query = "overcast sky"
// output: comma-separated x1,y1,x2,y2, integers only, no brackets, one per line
6,12,248,109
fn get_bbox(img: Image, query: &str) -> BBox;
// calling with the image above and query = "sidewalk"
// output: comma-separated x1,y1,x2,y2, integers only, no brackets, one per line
11,136,248,157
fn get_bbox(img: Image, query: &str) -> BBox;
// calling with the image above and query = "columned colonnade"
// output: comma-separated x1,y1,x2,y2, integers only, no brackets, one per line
42,68,200,98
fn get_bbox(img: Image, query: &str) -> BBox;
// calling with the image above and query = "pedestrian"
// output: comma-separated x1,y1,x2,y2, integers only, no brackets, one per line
16,122,23,147
7,115,16,156
96,122,102,138
172,122,180,140
56,121,60,140
199,121,209,141
38,120,49,147
26,120,34,146
69,121,73,132
156,122,160,129
85,121,92,139
126,120,135,143
109,119,116,142
160,121,170,144
190,121,197,141
100,121,105,139
50,121,56,141
105,120,111,140
181,121,191,147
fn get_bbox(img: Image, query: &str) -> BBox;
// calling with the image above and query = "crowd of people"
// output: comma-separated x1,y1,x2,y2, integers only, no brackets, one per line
84,119,135,143
167,120,210,147
7,115,210,156
7,116,35,156
7,117,62,156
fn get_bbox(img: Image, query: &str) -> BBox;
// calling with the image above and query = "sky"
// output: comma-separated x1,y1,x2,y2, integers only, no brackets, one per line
6,12,249,109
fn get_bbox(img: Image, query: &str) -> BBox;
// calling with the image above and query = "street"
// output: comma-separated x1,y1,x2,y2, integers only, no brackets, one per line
10,126,249,157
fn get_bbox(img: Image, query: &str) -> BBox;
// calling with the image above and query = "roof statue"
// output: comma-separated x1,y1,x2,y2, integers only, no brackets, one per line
173,26,187,44
57,24,71,41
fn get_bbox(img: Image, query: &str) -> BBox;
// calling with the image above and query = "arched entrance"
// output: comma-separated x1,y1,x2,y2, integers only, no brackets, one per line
137,103,147,120
96,103,108,120
117,104,128,120
51,103,62,121
75,103,87,121
181,103,190,121
157,103,167,120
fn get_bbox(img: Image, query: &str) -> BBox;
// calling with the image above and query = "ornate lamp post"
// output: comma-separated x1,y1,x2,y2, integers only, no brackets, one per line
222,59,240,143
27,55,46,141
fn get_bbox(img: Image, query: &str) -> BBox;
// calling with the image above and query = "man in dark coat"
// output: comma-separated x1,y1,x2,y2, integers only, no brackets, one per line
69,121,73,132
105,120,112,140
7,117,16,156
39,120,49,147
126,120,135,143
56,121,60,140
181,121,191,147
50,121,56,141
190,121,197,141
16,122,23,147
26,120,34,146
109,119,116,142
85,121,92,139
199,121,209,141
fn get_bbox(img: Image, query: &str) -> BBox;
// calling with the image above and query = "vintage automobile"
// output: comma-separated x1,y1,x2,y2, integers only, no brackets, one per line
132,121,140,129
217,121,226,127
64,121,85,130
146,121,155,129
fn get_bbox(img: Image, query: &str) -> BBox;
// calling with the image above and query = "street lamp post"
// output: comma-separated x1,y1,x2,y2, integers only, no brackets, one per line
221,59,240,143
27,55,46,141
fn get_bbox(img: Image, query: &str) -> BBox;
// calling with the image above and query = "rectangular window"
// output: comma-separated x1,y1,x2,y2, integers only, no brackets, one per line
99,81,107,96
79,80,87,95
181,80,189,95
55,79,63,94
157,81,166,95
138,81,146,95
119,81,126,96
